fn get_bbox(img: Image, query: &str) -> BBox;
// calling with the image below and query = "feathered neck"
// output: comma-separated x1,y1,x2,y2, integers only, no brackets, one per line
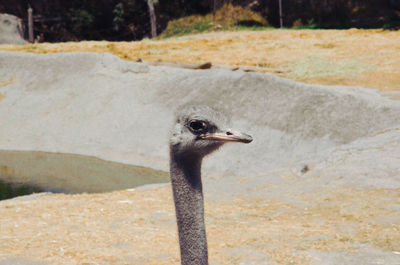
170,150,208,265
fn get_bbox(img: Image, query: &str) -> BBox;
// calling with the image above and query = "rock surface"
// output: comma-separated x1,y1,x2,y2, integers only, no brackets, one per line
0,14,26,45
1,51,399,191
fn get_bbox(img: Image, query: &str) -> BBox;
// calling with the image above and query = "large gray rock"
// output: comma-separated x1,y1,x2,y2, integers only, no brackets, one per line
0,14,26,45
0,51,399,194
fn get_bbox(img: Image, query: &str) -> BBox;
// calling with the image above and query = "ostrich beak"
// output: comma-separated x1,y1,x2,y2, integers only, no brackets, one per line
200,129,253,143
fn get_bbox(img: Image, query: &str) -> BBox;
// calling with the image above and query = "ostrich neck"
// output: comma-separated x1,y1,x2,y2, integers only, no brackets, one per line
170,151,208,265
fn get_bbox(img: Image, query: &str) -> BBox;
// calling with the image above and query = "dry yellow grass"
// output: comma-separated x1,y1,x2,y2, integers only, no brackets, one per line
1,29,400,92
1,186,399,264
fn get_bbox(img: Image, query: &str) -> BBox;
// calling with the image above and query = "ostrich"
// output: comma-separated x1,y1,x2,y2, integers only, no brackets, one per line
169,105,252,265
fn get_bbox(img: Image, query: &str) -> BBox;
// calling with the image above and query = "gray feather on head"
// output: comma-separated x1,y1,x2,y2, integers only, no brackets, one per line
170,104,230,158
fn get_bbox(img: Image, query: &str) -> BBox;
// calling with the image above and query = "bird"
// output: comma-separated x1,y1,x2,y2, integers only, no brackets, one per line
169,105,252,265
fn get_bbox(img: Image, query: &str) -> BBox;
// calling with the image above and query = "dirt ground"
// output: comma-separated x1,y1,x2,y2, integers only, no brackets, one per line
1,185,399,265
1,29,400,93
1,29,400,264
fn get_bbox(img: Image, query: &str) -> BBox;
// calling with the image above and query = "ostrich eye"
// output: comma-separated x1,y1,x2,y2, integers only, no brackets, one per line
189,120,208,133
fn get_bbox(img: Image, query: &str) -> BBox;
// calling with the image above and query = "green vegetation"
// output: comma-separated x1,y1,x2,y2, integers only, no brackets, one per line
67,8,95,36
292,18,321,29
382,21,400,29
160,4,269,38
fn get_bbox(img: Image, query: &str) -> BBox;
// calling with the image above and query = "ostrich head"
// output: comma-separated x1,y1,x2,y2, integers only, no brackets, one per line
170,105,253,159
169,105,252,265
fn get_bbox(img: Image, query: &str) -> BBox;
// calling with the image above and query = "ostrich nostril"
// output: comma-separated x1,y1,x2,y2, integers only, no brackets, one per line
226,131,233,135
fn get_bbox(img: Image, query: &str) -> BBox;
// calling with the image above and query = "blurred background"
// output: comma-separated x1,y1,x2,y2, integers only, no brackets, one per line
1,0,400,43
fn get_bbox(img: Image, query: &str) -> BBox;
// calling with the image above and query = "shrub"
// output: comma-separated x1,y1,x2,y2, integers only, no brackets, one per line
160,4,269,37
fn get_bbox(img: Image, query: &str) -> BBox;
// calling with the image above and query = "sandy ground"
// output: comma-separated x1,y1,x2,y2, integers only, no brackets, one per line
1,185,399,265
1,30,400,264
